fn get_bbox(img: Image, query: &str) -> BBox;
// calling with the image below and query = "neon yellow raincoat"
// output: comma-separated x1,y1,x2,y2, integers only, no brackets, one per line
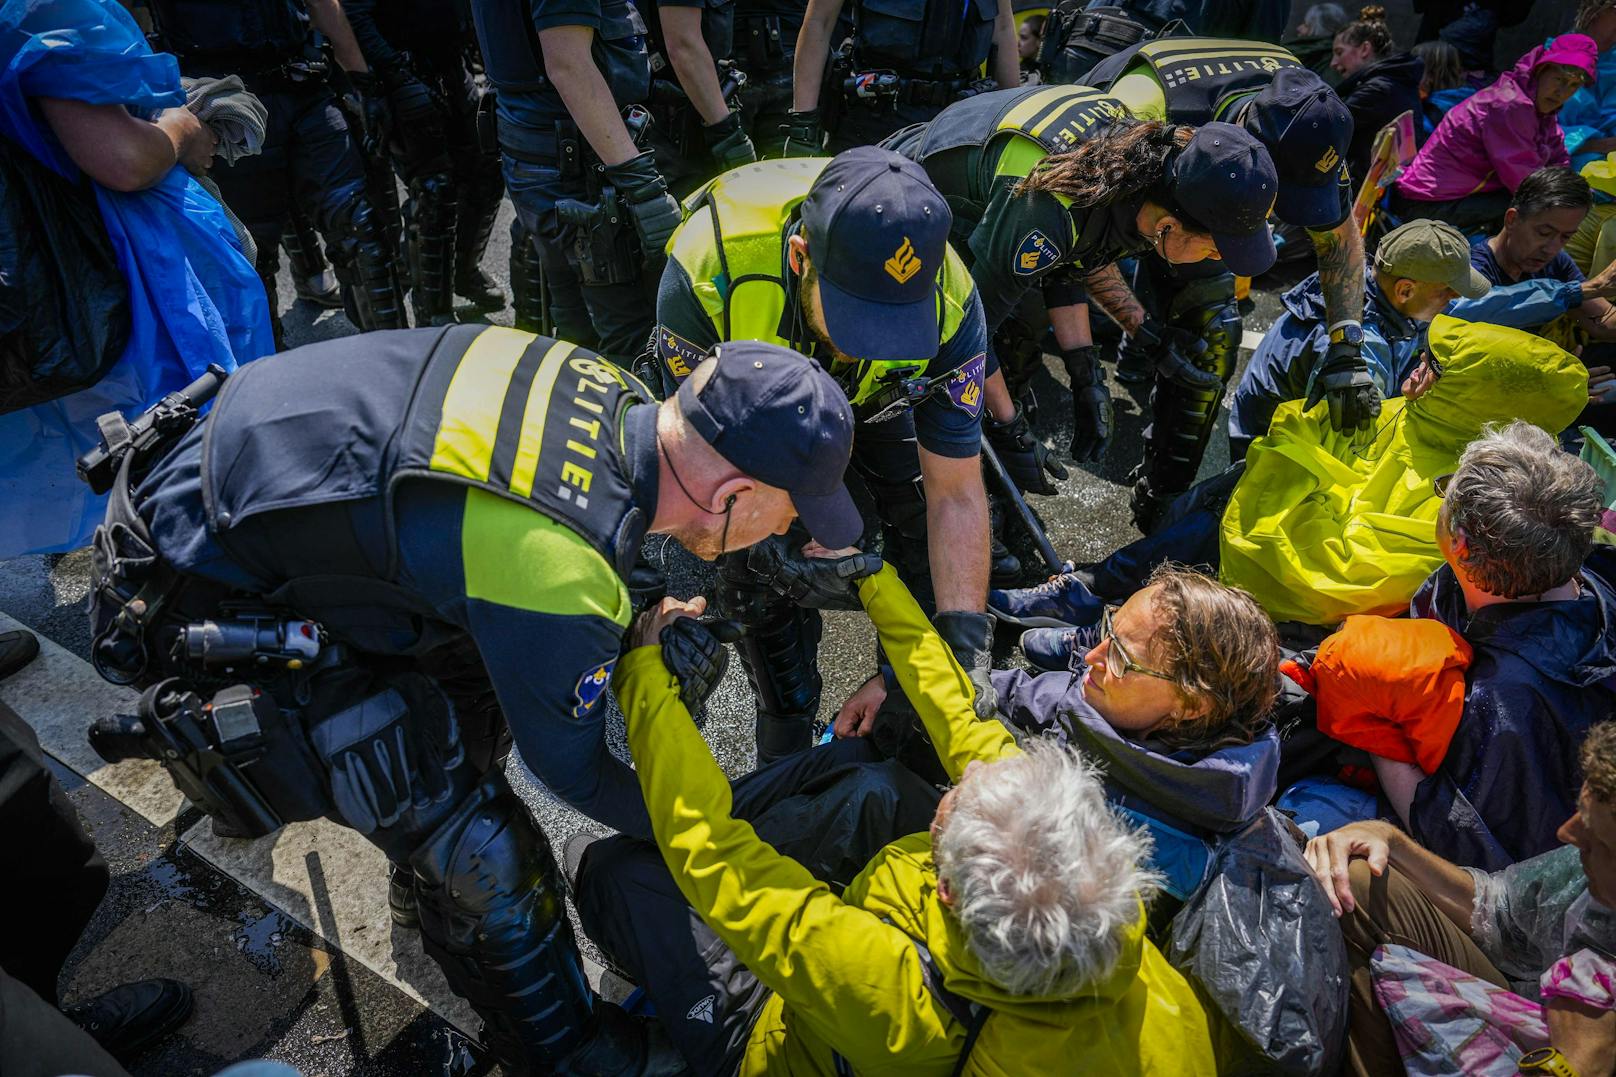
1219,315,1587,625
613,565,1216,1076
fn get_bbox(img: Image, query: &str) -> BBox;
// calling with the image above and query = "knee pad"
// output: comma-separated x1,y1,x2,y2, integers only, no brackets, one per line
509,221,547,333
717,552,824,728
327,192,407,330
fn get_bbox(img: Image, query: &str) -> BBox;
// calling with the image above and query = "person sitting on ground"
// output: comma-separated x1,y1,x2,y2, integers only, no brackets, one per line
1391,34,1600,232
572,559,1217,1075
1304,720,1616,1077
989,315,1590,636
1331,6,1426,184
1559,0,1616,174
1017,14,1044,84
1286,3,1352,83
1411,39,1472,139
1228,219,1491,460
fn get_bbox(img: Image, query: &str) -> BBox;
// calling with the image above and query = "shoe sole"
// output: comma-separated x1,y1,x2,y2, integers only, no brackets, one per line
986,602,1080,629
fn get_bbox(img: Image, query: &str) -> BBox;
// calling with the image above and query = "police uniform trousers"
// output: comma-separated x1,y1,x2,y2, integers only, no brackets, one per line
828,97,951,155
733,12,799,157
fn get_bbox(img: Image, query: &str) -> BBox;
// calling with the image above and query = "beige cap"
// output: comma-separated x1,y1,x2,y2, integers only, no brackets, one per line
1373,220,1492,299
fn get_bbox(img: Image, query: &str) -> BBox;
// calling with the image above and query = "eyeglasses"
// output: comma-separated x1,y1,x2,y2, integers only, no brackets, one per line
1432,472,1453,498
1098,606,1174,682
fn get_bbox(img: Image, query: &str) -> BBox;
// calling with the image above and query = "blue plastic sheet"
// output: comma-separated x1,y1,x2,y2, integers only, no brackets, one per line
0,0,272,555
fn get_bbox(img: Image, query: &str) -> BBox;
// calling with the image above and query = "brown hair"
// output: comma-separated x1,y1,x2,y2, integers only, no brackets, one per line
1014,122,1203,231
1576,0,1616,34
1144,564,1281,750
1582,721,1616,805
1336,5,1394,58
1412,39,1466,94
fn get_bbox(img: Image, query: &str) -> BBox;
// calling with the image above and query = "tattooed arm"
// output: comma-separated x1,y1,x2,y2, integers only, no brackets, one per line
1308,218,1366,331
1082,263,1148,333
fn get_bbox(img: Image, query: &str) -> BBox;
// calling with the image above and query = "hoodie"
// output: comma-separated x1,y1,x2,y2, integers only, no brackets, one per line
1406,547,1616,871
1337,51,1426,184
1397,35,1599,202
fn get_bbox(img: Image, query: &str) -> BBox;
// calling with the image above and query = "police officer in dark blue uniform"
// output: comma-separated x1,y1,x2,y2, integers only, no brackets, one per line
145,0,406,338
783,0,1021,154
731,0,804,156
83,326,861,1074
471,0,682,365
345,0,508,326
640,0,757,196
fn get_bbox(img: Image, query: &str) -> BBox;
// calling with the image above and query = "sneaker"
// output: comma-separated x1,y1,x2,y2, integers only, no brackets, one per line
454,267,507,313
1020,625,1102,673
0,628,39,681
987,572,1103,629
64,978,193,1061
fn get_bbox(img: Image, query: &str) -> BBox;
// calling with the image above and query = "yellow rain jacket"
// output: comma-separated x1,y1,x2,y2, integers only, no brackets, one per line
1219,315,1587,625
613,565,1216,1076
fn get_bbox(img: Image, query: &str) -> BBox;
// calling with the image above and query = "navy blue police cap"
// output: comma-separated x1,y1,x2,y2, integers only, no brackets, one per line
676,340,862,549
1168,122,1279,278
1241,68,1354,229
802,146,953,363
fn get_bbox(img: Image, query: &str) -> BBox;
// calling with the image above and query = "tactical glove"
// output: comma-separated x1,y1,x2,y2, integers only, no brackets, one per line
746,535,883,610
346,70,392,155
781,109,823,158
1134,318,1223,392
603,151,682,258
985,404,1067,494
703,110,758,171
1305,339,1382,435
386,72,445,133
1060,345,1113,463
660,616,743,719
933,611,997,719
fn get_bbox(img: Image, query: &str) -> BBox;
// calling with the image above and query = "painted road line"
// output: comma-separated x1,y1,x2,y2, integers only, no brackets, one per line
1242,328,1265,351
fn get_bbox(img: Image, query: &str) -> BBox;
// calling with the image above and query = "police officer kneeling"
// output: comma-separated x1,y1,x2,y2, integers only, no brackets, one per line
81,326,857,1075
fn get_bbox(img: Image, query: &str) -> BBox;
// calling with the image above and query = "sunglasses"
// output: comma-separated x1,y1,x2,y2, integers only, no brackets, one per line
1099,606,1174,682
1433,472,1453,498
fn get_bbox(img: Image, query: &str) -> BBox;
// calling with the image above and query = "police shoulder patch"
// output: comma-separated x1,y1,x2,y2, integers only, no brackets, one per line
945,353,986,418
1012,229,1061,277
656,326,709,383
572,658,617,719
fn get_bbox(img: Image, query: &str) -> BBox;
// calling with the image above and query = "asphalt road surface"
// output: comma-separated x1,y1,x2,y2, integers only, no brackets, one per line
0,192,1287,1076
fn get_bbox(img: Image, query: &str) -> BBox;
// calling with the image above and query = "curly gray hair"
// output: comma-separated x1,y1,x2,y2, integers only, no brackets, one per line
933,741,1158,997
1445,421,1605,598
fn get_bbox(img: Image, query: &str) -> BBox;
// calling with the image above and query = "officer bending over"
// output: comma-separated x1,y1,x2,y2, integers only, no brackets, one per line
86,327,856,1074
654,149,1030,759
887,84,1280,465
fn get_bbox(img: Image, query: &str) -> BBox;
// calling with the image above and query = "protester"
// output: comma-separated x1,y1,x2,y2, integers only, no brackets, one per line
1331,6,1425,183
1411,0,1532,76
574,561,1217,1075
1018,14,1043,83
1304,720,1616,1077
1560,0,1616,173
1411,39,1473,139
1391,35,1600,232
1287,2,1351,82
0,0,273,558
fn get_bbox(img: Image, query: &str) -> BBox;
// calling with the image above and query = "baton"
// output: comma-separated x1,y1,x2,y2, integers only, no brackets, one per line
980,440,1065,576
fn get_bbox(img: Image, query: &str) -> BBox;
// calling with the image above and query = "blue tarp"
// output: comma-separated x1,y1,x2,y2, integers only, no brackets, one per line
0,0,272,555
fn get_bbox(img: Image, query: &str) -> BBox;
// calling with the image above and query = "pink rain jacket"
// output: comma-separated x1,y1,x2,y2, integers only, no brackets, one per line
1397,35,1599,202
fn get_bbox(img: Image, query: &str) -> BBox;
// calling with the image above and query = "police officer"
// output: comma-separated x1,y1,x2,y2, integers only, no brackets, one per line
1038,1,1290,85
641,0,758,196
885,84,1279,469
784,0,1020,154
471,0,682,365
654,148,1034,759
86,327,859,1074
346,0,507,326
146,0,406,338
731,0,805,156
1084,41,1371,530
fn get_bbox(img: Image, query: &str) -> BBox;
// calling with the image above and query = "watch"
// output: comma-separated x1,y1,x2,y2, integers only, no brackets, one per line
1518,1047,1580,1077
1328,321,1364,348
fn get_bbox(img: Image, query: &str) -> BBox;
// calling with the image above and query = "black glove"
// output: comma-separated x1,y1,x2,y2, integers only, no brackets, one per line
602,151,682,259
781,109,823,158
1305,339,1383,435
985,404,1067,494
386,71,444,133
746,535,883,610
346,70,392,155
660,616,744,718
1134,318,1222,392
1060,345,1113,463
703,110,758,171
932,611,997,719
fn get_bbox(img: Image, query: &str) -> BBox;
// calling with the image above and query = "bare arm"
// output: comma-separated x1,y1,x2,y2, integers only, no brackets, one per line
1308,218,1366,332
1547,999,1616,1077
37,97,213,190
539,26,640,165
1574,295,1616,341
305,0,370,73
983,367,1015,422
917,447,989,613
1304,819,1476,930
1048,301,1093,349
990,0,1018,89
1083,263,1147,333
792,0,846,112
659,6,730,125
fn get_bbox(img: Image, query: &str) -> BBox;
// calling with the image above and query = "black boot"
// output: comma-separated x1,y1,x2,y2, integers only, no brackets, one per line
455,265,507,312
555,1000,690,1076
0,628,39,681
64,979,193,1061
388,863,419,929
987,501,1022,587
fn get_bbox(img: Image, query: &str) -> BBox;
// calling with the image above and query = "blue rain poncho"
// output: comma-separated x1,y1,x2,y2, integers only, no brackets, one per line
0,0,272,555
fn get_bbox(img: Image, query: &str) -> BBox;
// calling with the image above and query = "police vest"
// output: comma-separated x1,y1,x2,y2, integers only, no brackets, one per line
147,0,309,68
471,0,650,111
1094,37,1302,124
852,0,998,81
199,326,652,635
666,158,978,408
912,84,1129,225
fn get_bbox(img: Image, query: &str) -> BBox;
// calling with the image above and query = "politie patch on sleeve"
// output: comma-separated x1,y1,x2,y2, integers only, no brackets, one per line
656,326,708,382
945,353,986,418
572,658,616,719
1013,229,1061,277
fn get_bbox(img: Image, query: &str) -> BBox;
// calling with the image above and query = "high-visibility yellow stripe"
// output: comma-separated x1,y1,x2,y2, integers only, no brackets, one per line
430,326,533,482
1145,45,1296,62
1000,86,1092,131
509,339,574,498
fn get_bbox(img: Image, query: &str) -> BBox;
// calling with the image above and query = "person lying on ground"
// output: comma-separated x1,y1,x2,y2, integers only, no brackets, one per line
1302,719,1616,1077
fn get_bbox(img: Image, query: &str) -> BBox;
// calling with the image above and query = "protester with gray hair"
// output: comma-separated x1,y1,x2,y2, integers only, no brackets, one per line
1390,420,1616,870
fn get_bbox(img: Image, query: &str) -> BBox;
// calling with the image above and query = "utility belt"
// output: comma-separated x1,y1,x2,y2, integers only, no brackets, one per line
734,12,796,72
185,46,330,89
1038,4,1186,76
841,71,977,108
552,105,656,286
645,63,748,159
